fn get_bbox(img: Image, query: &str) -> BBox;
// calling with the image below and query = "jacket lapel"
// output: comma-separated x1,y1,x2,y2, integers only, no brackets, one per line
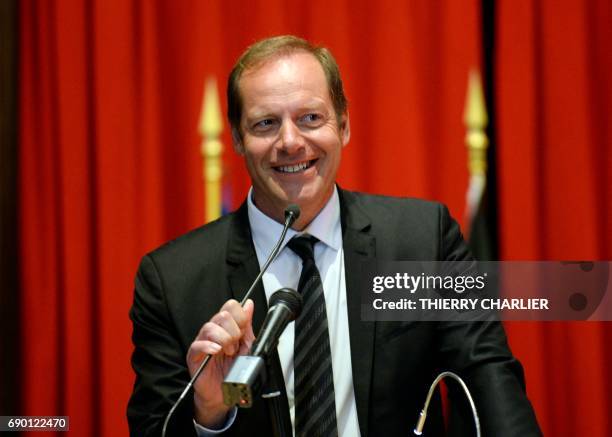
339,189,377,437
226,202,268,329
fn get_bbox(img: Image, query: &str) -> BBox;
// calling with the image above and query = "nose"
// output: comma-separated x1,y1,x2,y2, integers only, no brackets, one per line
278,119,305,153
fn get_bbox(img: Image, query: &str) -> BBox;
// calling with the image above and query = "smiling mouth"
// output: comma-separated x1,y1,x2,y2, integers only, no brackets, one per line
273,159,317,174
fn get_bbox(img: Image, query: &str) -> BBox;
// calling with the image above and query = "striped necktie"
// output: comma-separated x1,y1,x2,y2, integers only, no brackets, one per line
287,235,338,437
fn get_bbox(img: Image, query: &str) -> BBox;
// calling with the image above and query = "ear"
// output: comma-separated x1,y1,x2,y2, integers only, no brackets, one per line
340,111,351,147
232,127,245,155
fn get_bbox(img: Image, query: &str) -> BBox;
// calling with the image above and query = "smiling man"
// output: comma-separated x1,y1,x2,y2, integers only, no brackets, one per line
128,36,541,437
232,45,349,230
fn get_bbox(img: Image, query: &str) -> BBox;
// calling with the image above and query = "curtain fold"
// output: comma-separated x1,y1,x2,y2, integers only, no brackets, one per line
19,1,209,435
496,1,612,435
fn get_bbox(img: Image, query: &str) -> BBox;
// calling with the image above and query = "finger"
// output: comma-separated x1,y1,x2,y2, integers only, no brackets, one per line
187,339,222,366
220,299,251,330
199,321,239,356
242,299,255,343
237,300,256,356
194,308,240,342
243,298,254,321
210,310,242,344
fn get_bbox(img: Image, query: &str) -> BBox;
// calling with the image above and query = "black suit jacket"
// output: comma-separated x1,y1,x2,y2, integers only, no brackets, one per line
127,189,541,436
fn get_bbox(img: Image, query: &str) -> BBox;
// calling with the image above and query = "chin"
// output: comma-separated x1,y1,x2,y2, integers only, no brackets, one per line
269,179,332,208
283,185,317,203
291,188,332,210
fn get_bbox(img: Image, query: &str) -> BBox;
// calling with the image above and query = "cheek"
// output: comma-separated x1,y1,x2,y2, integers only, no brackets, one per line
327,151,342,175
304,129,344,152
320,138,343,163
243,140,271,164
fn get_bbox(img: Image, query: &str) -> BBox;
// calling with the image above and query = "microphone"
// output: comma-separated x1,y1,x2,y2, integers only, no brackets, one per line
413,371,481,437
222,288,303,407
161,205,301,437
284,203,301,224
251,288,302,357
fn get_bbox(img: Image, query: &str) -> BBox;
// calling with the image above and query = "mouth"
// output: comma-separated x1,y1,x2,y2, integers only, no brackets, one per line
273,159,317,174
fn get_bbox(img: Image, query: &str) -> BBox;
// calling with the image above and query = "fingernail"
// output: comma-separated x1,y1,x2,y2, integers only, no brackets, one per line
210,343,222,353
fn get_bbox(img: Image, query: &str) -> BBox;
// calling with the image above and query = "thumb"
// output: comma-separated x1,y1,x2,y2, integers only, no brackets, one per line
243,299,255,343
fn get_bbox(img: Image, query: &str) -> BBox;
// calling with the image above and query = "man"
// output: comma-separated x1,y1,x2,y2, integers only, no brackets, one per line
128,35,541,436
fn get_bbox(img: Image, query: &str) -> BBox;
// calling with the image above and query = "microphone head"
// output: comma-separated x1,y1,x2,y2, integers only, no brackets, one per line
269,288,303,320
284,204,301,224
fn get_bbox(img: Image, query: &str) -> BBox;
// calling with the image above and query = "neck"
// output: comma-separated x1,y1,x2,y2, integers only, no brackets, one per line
251,190,334,232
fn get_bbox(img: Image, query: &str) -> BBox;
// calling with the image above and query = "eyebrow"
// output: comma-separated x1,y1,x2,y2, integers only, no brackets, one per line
247,101,327,117
298,101,327,112
244,111,275,124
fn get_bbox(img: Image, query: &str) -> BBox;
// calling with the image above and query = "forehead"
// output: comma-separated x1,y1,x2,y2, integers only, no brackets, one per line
238,52,331,110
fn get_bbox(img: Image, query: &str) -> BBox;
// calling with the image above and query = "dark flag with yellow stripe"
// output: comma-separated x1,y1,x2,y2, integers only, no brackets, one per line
464,70,494,261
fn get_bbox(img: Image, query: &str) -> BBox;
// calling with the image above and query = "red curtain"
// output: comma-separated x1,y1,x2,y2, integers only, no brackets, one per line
19,1,209,435
20,0,611,436
19,2,479,435
496,0,612,435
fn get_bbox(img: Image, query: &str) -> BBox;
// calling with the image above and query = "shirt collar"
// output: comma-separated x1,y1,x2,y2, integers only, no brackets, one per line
247,186,342,256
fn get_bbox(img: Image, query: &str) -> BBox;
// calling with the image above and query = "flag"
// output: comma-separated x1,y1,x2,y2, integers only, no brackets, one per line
464,70,495,261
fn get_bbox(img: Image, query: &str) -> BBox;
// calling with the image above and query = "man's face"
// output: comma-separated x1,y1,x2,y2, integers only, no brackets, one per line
235,52,350,227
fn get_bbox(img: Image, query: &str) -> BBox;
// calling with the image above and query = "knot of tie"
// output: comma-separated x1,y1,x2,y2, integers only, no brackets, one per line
287,235,318,263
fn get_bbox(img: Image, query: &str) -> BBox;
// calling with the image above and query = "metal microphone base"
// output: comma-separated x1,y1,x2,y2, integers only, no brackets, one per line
222,355,266,408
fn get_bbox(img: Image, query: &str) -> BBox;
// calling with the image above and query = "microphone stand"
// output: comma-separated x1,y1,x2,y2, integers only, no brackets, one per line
263,357,290,437
413,371,481,437
161,206,300,437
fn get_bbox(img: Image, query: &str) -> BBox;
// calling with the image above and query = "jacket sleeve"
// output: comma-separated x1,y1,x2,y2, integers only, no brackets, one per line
127,254,198,437
435,204,542,437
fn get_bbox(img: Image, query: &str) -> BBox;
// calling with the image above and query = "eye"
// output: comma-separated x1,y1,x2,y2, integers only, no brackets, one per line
252,118,277,132
300,113,323,126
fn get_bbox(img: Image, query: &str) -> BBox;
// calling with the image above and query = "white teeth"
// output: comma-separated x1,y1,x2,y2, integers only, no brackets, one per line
277,161,310,173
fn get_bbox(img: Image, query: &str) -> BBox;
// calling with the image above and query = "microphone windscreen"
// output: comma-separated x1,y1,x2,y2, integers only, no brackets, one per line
269,288,303,320
285,204,301,222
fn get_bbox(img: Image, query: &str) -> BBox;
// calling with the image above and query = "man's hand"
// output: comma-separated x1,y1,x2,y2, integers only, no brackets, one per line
187,299,255,428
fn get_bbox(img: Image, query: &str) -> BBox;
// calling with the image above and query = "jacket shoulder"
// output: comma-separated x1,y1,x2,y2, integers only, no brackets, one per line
339,189,465,260
144,211,236,270
341,189,447,221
